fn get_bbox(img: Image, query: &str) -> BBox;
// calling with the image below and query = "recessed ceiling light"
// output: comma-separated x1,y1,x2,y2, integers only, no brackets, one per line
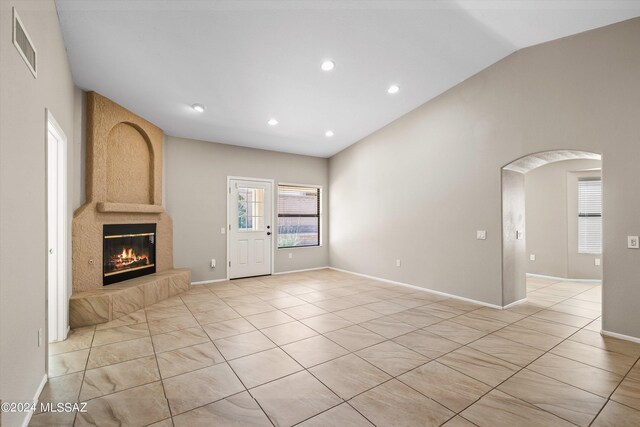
192,103,205,112
325,130,334,137
321,60,335,71
387,85,400,94
268,118,279,126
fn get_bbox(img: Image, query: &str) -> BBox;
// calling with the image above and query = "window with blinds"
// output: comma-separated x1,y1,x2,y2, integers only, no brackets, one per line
277,185,320,248
578,178,602,254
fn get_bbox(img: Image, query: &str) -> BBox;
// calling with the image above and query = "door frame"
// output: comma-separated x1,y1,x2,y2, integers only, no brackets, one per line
46,109,68,342
226,176,275,280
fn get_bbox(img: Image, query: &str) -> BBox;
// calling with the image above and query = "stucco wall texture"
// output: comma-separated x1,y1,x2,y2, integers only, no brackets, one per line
72,92,173,292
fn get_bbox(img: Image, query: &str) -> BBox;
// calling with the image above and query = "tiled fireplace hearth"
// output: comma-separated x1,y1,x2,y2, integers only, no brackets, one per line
70,93,190,328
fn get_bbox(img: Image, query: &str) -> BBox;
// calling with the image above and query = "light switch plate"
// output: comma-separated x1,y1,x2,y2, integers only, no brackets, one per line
628,236,639,249
395,259,402,267
530,254,536,261
476,230,487,240
595,258,601,266
220,227,226,235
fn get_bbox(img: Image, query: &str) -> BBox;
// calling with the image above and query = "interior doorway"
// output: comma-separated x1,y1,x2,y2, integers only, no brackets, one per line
47,110,68,342
501,150,602,308
227,177,274,279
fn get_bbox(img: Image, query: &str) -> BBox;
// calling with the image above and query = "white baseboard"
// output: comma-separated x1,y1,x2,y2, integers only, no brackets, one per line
273,266,330,275
21,373,47,427
503,298,528,309
191,278,229,286
329,267,504,310
526,273,601,284
601,329,640,344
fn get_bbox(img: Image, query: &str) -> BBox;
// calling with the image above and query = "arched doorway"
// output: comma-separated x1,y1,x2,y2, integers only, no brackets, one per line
501,150,602,307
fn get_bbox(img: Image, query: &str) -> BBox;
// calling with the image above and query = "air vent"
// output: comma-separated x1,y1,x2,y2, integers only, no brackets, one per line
12,8,37,78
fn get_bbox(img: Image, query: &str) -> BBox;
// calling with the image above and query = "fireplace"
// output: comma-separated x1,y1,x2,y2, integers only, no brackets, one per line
103,223,156,285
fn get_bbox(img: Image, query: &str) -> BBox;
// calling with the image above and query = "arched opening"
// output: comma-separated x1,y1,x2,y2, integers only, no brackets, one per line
502,150,602,309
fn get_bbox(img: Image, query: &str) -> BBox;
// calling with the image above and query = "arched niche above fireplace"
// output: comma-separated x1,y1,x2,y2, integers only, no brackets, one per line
106,122,155,205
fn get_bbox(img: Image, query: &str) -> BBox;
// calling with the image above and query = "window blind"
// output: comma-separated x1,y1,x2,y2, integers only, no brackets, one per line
277,185,320,248
578,178,602,254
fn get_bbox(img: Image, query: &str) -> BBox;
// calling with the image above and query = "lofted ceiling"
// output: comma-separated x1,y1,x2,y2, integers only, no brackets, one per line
55,0,640,157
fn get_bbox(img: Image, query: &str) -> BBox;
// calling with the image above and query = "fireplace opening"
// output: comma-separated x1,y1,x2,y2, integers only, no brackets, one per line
103,223,156,285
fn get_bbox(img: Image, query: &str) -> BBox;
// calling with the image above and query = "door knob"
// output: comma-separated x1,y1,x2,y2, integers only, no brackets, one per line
49,248,54,254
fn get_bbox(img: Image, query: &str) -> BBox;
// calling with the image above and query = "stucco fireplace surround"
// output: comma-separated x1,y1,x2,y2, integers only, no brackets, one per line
69,92,190,328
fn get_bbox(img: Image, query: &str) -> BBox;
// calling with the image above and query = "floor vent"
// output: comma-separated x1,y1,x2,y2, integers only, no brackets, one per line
13,7,37,78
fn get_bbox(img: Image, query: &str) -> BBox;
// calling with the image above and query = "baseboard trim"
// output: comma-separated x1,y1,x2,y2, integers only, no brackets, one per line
601,329,640,344
503,298,528,309
21,373,47,427
526,273,601,284
273,266,330,275
329,267,503,310
191,278,228,286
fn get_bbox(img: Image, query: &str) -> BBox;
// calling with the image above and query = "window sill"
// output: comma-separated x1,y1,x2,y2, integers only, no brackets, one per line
277,245,323,250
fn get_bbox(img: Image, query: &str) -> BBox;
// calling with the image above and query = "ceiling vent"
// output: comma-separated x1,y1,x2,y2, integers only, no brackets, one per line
12,7,37,78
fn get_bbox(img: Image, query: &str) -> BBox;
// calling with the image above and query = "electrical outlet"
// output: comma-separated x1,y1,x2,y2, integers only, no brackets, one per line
476,230,487,240
395,259,401,267
628,236,639,249
210,259,216,268
595,258,601,266
530,254,536,261
288,253,293,259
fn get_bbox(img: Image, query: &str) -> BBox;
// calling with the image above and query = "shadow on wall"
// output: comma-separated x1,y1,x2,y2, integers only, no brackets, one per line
501,150,602,307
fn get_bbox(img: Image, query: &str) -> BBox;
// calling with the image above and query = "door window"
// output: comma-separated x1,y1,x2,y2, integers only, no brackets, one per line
238,187,265,231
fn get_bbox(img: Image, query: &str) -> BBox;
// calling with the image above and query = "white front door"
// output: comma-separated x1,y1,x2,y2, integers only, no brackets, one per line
228,179,273,279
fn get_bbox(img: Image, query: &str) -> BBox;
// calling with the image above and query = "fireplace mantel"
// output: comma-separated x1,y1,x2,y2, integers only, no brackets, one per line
97,202,165,214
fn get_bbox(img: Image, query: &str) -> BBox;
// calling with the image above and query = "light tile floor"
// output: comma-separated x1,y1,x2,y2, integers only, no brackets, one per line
30,270,640,426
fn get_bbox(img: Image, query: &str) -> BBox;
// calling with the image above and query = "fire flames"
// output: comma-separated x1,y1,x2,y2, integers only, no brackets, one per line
110,247,149,270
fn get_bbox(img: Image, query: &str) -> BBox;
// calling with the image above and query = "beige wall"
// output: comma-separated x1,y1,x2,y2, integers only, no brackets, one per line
329,18,640,337
525,159,602,280
0,1,77,426
165,136,329,283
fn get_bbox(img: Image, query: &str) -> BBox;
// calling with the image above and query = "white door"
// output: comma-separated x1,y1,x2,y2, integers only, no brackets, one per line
47,112,68,342
228,179,273,279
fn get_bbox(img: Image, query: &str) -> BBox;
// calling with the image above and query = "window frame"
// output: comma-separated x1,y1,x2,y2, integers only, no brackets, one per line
577,177,602,255
276,183,322,249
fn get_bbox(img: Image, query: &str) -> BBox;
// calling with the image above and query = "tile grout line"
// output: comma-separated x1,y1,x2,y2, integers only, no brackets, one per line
178,288,277,427
429,283,627,426
217,276,614,426
344,279,604,425
48,273,637,427
144,307,175,426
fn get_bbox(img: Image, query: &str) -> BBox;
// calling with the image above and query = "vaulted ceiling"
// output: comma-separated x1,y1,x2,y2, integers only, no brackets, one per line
55,0,640,157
